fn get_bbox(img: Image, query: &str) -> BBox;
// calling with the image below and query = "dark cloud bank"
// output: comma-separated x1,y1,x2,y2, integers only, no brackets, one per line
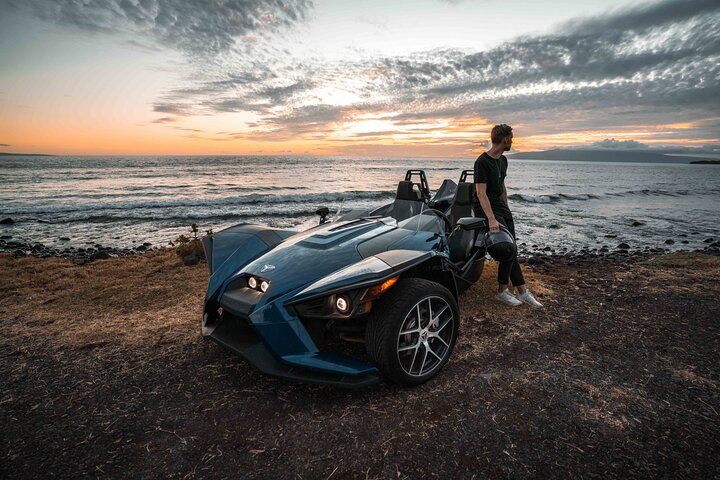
6,0,720,147
3,0,312,56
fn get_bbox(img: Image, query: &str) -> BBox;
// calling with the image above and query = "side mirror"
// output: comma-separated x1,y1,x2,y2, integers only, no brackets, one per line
456,217,487,231
316,206,330,225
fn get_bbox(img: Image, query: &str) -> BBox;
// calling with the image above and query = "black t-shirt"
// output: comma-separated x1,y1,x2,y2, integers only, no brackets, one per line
473,152,512,219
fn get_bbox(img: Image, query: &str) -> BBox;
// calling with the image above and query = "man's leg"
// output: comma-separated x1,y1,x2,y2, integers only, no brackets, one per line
503,217,527,294
496,215,513,292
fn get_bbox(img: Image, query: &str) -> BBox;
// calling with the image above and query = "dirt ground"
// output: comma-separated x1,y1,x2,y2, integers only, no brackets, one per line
1,250,719,479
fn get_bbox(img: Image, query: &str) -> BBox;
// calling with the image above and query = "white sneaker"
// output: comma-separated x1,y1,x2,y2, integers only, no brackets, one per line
516,290,543,307
495,289,522,306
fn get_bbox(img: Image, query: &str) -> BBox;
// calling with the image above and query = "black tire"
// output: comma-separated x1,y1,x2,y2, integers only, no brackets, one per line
365,278,459,385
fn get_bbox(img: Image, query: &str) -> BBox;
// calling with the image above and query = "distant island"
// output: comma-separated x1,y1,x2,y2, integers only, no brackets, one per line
0,152,54,157
508,149,716,164
689,160,720,165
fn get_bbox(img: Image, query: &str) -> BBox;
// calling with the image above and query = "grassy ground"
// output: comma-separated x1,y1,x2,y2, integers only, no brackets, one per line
1,251,719,479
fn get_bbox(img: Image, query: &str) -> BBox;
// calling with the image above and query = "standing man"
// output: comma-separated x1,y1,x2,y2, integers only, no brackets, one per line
473,124,542,307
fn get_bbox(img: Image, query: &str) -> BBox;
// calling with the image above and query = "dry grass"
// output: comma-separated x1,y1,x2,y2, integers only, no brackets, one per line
639,251,720,269
1,251,719,479
0,250,206,349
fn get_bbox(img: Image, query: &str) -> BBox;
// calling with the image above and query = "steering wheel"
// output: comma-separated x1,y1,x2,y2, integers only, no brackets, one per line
422,208,454,234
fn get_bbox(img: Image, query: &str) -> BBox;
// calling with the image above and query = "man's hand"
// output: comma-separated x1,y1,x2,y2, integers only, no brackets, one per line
488,218,501,232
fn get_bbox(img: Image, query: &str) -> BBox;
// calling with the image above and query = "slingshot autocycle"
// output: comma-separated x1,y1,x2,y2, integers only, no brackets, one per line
201,170,486,387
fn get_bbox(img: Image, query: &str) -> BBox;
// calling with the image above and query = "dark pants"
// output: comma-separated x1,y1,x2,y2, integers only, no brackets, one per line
495,214,525,287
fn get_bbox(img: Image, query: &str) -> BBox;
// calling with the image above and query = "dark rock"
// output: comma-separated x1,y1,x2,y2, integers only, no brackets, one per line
681,240,689,244
89,251,111,261
631,221,645,227
704,238,714,243
143,242,152,247
604,234,618,238
0,235,11,240
548,224,560,229
135,245,147,251
183,251,199,266
527,256,544,265
59,237,70,241
0,218,15,225
664,239,675,245
617,243,631,249
543,246,552,251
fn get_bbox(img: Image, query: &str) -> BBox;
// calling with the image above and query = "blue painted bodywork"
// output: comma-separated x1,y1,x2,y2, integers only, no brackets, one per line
201,213,454,385
201,174,484,387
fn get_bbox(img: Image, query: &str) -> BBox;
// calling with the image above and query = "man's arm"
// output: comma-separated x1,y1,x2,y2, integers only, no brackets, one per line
475,183,501,231
502,183,508,208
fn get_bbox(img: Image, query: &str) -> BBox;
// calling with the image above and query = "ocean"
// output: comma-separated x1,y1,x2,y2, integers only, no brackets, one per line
1,155,719,253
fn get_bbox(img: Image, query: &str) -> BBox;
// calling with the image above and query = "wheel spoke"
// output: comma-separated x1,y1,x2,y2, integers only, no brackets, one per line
409,344,421,373
427,298,433,328
398,342,419,352
431,305,448,324
430,335,450,349
426,342,444,361
433,316,452,334
399,321,420,335
419,344,429,374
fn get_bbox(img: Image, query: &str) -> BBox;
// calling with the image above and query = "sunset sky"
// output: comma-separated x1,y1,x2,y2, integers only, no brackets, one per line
0,0,718,156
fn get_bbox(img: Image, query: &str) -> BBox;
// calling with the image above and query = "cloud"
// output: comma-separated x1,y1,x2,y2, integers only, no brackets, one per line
8,0,719,148
151,116,177,124
4,0,313,56
163,0,717,145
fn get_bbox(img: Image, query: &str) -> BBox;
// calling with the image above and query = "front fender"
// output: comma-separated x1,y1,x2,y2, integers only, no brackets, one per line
286,249,443,305
203,224,294,301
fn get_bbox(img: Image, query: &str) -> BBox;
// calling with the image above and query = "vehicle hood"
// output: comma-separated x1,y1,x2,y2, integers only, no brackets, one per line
230,219,397,302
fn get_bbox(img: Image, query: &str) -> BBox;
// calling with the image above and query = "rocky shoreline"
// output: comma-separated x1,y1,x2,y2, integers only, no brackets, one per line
0,238,158,261
2,234,718,263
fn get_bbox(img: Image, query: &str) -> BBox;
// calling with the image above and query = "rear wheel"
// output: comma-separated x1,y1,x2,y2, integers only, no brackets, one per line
365,278,459,385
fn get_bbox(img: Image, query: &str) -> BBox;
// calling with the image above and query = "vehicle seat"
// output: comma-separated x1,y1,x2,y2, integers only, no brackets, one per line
447,182,475,226
446,182,477,263
396,180,422,201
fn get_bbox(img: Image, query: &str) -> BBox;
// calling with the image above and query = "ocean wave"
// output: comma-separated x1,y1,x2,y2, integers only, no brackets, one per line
509,188,700,204
508,193,601,204
0,190,393,216
48,210,318,224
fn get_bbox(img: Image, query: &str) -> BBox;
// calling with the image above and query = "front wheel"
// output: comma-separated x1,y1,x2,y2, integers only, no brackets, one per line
365,278,459,385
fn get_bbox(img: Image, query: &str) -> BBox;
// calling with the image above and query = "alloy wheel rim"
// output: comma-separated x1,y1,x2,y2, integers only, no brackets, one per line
396,295,454,377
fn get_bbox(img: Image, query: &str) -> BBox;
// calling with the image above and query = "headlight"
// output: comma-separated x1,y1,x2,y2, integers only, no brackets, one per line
260,280,269,293
335,295,349,313
248,276,257,289
289,276,399,319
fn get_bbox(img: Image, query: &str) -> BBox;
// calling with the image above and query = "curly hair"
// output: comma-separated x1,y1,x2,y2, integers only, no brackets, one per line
490,124,513,145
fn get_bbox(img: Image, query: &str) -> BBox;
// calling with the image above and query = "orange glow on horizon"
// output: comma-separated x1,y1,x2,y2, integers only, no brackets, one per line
0,112,712,157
